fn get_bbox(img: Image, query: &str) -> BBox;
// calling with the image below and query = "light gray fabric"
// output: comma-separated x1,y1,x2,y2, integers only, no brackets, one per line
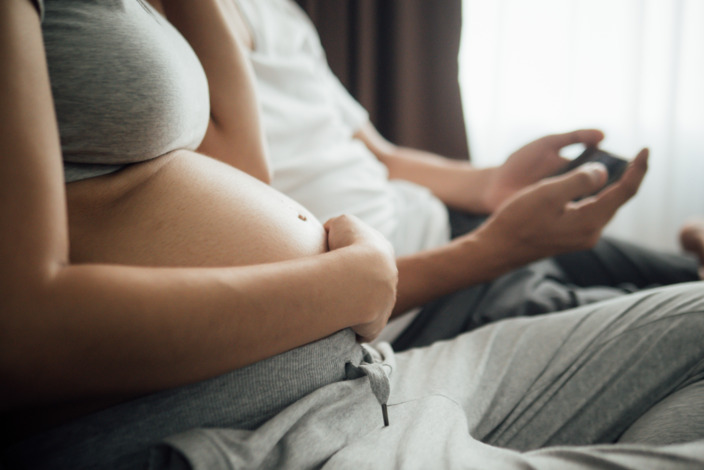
37,0,210,182
148,282,704,469
619,381,704,446
6,284,704,469
4,330,370,469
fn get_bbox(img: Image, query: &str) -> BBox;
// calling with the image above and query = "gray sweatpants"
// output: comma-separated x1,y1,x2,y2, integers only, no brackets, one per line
7,283,704,469
152,282,704,469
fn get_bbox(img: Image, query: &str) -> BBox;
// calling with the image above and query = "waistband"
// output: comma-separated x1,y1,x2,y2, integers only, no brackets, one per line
5,329,381,469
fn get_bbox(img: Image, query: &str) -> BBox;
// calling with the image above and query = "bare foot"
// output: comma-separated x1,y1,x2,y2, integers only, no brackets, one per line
679,218,704,279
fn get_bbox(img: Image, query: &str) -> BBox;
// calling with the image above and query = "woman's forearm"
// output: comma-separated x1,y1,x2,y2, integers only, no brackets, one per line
2,245,387,410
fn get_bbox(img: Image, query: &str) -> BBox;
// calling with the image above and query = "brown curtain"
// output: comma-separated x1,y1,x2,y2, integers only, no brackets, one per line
295,0,470,160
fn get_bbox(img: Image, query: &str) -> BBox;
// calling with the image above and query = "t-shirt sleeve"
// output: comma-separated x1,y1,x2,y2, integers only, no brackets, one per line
323,66,370,133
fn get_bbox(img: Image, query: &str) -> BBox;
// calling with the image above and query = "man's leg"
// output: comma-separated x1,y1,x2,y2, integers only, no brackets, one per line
393,283,704,448
151,284,704,470
553,236,699,288
383,283,704,468
618,381,704,445
393,210,700,351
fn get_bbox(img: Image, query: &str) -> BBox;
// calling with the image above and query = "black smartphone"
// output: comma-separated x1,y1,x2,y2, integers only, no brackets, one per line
556,147,629,193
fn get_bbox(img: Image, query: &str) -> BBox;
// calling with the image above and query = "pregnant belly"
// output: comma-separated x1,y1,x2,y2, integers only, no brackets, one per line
66,150,328,267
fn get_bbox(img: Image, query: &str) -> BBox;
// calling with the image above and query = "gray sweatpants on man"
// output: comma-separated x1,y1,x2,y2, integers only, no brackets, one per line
157,283,704,469
8,283,704,469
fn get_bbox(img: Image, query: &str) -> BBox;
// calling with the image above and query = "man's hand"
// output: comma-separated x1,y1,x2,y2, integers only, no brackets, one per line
477,149,648,264
324,215,398,342
483,129,605,212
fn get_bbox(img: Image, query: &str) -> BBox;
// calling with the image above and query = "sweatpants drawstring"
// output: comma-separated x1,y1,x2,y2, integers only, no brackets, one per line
345,344,393,427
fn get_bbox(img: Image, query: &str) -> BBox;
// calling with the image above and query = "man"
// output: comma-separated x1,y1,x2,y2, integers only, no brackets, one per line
227,0,702,349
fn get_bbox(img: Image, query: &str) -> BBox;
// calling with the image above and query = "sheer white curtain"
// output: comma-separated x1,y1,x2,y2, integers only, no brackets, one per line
459,0,704,253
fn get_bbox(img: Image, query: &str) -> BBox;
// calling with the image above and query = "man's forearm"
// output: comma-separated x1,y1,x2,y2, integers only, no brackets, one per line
354,121,497,214
381,147,498,214
392,228,521,316
391,152,649,316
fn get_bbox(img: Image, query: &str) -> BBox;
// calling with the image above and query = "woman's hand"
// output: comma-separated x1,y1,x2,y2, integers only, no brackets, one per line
325,215,398,342
483,129,605,212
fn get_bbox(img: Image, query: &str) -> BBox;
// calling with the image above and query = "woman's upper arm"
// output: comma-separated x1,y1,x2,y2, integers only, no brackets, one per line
0,0,68,289
155,0,272,182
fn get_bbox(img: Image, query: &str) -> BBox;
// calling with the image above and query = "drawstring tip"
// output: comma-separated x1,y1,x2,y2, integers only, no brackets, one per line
382,404,389,427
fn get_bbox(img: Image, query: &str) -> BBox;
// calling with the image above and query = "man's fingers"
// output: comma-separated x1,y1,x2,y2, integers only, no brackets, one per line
593,148,648,208
579,148,649,222
543,162,609,204
549,129,605,149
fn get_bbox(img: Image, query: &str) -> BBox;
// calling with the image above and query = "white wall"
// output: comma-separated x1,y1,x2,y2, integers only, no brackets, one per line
460,0,704,253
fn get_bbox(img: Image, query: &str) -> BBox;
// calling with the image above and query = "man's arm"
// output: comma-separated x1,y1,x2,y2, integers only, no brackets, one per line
356,122,607,215
355,121,497,214
391,151,648,315
355,117,644,317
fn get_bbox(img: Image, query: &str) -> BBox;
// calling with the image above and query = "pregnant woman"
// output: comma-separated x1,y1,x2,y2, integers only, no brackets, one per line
2,1,704,468
1,0,396,454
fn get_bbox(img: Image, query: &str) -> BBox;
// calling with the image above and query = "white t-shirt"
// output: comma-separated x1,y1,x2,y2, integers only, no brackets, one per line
235,0,451,341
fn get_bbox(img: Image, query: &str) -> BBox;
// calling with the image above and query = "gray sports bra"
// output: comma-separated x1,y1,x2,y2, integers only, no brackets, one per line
37,0,210,182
